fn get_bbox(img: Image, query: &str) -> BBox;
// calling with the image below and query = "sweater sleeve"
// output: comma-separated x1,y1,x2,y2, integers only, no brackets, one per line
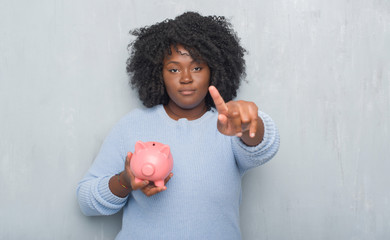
76,121,129,216
231,111,280,176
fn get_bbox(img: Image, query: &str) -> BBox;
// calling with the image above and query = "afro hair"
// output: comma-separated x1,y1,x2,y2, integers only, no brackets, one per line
126,11,246,108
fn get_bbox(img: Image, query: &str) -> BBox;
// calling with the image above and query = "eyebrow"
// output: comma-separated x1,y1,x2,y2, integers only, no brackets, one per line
165,60,204,65
165,61,180,65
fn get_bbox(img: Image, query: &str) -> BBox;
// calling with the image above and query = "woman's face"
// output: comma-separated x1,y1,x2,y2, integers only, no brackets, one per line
162,45,210,110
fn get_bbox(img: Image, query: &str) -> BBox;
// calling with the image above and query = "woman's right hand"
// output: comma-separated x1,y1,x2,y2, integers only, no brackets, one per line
122,152,173,197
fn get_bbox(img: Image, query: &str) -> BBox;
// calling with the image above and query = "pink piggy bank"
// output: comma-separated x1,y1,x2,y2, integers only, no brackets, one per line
130,141,173,187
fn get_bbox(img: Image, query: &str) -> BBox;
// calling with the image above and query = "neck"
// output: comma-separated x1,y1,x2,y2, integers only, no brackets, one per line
164,101,208,121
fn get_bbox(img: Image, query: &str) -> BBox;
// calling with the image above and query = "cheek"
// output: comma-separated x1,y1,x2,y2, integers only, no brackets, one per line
162,72,169,85
203,67,211,82
163,81,173,94
200,71,211,87
162,74,176,91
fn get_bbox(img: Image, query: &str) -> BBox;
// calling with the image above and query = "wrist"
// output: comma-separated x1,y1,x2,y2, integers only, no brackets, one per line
117,172,132,191
108,172,132,198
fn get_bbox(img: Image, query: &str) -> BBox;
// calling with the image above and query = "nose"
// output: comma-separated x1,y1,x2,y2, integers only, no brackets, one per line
180,69,193,84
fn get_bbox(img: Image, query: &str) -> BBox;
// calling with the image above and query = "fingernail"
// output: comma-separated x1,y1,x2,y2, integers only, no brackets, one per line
250,133,255,138
143,181,148,185
236,132,242,137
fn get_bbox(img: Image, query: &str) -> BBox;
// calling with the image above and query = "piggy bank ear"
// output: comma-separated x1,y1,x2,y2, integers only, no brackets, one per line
135,141,147,152
159,145,170,157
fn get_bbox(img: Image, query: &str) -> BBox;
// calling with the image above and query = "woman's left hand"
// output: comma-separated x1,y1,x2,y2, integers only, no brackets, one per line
209,86,264,146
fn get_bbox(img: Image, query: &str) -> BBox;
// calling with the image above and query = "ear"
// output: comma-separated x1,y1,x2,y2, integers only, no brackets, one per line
159,145,170,157
135,141,147,152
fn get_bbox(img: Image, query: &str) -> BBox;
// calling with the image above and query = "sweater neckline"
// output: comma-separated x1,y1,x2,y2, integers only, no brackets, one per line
156,104,216,125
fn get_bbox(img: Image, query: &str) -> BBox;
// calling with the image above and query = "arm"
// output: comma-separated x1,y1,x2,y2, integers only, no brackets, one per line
231,111,280,175
76,123,128,216
208,86,280,174
77,122,174,216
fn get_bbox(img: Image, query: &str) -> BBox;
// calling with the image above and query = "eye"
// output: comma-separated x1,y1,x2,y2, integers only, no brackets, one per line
168,69,179,73
193,67,202,71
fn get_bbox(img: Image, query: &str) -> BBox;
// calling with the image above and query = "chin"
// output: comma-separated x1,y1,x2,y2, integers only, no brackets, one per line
178,103,199,110
175,99,204,110
170,94,207,110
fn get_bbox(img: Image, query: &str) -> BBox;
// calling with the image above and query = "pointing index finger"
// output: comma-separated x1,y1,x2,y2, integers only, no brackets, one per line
209,86,228,114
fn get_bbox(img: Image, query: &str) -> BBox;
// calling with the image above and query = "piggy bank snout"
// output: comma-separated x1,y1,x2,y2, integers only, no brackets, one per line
141,164,155,177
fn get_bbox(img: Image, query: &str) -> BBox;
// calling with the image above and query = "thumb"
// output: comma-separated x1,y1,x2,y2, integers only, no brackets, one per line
125,152,133,170
217,113,229,132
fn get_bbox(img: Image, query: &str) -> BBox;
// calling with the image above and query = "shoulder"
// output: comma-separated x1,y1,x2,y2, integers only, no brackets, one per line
116,105,161,126
118,105,161,124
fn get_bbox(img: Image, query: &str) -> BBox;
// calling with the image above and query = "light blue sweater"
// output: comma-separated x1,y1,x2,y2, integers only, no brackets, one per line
77,105,280,240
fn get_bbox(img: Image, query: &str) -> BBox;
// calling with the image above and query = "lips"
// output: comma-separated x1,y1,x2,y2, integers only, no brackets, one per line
179,89,196,96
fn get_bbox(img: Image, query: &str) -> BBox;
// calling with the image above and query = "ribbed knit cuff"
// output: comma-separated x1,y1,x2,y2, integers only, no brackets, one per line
232,111,280,174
